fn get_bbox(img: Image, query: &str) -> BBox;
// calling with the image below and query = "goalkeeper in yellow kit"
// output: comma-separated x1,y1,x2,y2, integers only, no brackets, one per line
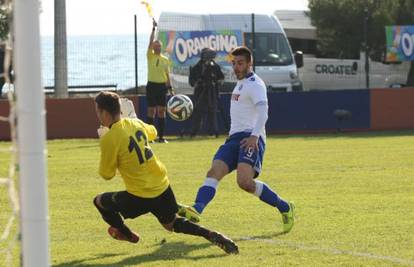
93,91,238,254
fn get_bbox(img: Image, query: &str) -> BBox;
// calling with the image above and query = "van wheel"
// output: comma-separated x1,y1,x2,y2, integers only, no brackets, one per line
390,83,404,88
292,83,303,92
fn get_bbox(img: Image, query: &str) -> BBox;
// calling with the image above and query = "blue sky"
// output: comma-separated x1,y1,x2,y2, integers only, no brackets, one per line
40,0,309,36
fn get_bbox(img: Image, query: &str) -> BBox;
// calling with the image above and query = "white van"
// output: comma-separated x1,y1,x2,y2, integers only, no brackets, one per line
299,53,409,90
157,12,303,93
275,10,410,90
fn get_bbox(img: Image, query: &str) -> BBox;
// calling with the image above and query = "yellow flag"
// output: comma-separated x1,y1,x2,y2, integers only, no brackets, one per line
141,1,154,18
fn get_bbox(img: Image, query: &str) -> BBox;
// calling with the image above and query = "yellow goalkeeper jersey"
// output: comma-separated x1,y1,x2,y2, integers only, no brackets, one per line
147,50,170,83
99,118,169,198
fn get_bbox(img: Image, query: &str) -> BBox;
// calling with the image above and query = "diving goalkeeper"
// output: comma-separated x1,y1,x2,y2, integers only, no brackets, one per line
92,91,238,255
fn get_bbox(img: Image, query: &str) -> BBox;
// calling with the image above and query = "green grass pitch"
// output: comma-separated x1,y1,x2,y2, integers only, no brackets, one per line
1,131,414,266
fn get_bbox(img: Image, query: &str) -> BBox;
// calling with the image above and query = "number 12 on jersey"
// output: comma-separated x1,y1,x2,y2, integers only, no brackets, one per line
128,130,153,164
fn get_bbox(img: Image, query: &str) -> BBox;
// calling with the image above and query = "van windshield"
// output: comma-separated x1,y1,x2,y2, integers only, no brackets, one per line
245,33,293,66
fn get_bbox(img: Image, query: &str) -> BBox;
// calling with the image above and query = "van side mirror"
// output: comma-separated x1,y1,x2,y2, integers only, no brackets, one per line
294,51,304,68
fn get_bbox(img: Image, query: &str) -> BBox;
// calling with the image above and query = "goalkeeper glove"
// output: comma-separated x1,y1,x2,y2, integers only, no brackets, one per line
97,126,109,138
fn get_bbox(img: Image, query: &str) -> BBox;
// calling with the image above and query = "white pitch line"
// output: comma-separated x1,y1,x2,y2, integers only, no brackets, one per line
240,236,414,266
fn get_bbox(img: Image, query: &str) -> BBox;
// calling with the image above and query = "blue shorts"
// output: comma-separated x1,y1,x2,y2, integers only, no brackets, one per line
213,132,265,178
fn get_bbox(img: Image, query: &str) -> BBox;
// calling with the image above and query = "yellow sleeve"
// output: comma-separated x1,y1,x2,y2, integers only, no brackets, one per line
165,58,171,73
147,49,154,58
99,134,119,180
141,121,158,141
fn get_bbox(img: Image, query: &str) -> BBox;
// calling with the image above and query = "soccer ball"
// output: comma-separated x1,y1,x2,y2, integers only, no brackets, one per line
167,94,193,121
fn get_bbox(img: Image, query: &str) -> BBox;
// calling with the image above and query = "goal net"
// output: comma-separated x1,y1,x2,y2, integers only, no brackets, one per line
0,91,20,266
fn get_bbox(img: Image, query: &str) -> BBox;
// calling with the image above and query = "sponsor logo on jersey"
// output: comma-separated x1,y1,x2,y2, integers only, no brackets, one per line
231,94,240,101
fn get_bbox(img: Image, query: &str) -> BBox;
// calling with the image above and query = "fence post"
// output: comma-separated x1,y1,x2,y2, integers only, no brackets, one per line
251,13,256,72
134,14,138,94
363,7,370,89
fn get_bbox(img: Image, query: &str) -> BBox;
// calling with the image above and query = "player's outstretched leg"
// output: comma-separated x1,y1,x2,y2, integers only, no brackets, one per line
177,203,201,223
281,201,295,233
108,226,140,243
172,217,238,254
177,177,219,223
193,177,219,214
206,231,239,254
93,195,139,243
253,180,295,233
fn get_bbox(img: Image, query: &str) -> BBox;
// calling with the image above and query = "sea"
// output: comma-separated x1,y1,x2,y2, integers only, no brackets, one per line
41,34,150,90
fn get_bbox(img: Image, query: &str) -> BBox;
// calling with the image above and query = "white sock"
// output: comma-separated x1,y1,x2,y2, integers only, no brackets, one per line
203,177,219,188
254,180,264,197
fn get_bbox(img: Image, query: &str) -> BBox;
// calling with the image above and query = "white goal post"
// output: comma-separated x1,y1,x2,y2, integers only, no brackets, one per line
14,0,50,266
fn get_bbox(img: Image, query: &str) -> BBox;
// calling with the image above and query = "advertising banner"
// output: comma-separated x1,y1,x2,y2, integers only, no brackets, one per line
158,30,243,67
386,25,414,62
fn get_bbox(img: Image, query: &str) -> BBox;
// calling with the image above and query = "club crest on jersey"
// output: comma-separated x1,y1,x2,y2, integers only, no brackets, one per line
249,77,255,81
238,84,243,91
231,94,240,101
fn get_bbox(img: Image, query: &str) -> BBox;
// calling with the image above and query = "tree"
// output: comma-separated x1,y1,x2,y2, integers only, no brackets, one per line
54,0,68,98
0,6,10,41
395,0,414,85
308,0,414,86
308,0,396,59
0,0,13,42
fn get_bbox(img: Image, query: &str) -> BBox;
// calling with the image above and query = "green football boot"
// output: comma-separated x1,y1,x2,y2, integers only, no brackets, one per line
177,203,201,223
281,201,295,233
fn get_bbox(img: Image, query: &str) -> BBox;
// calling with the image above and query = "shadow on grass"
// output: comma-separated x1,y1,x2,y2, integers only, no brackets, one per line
53,253,126,267
235,230,287,242
54,240,228,266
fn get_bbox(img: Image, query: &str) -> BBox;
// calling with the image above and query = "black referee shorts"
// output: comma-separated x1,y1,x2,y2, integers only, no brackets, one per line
99,186,179,225
146,81,167,107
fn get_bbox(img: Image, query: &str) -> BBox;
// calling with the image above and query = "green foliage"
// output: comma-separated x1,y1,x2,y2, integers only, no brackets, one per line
395,0,414,24
394,0,414,86
308,0,363,58
308,0,414,85
0,6,9,41
2,132,414,266
308,0,403,60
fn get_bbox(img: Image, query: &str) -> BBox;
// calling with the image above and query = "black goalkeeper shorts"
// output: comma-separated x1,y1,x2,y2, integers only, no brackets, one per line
100,186,178,225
